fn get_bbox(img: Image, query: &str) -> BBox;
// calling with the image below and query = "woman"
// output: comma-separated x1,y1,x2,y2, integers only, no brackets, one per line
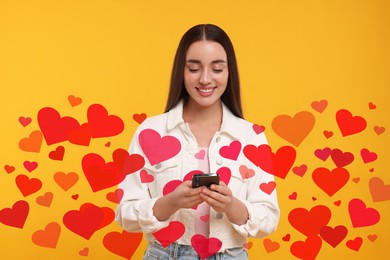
116,24,279,259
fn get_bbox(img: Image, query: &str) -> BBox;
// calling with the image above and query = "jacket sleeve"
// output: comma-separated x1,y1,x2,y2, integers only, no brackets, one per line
115,125,171,233
230,132,280,238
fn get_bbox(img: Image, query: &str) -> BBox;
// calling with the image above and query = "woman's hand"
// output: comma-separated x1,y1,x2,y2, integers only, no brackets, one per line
200,181,249,225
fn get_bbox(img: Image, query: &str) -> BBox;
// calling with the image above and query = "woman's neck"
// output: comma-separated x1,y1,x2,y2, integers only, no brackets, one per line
183,99,223,126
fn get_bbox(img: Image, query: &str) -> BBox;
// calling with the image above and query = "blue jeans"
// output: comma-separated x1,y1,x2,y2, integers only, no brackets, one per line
143,242,248,260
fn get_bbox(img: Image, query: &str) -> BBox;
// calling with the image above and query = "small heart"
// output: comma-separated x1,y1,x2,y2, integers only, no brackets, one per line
252,124,265,134
312,197,317,201
54,171,79,191
4,165,16,174
368,102,376,110
334,200,341,206
239,165,255,179
200,214,209,222
79,247,89,256
133,113,147,124
292,164,307,177
106,189,124,204
71,194,79,200
260,181,276,195
68,95,82,107
353,177,360,183
369,168,374,173
311,99,328,113
323,130,333,139
243,241,253,250
195,149,206,160
282,234,291,242
346,237,363,251
360,148,378,164
19,116,32,127
23,161,38,173
289,192,297,200
314,147,331,161
367,234,377,242
373,126,385,135
140,170,154,183
105,142,111,147
49,146,65,161
36,192,53,207
263,238,280,253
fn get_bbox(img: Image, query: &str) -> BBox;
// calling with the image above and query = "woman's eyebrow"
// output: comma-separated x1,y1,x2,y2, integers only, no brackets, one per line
186,59,227,64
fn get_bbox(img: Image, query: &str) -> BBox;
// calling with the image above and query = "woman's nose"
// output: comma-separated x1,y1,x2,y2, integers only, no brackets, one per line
199,69,211,85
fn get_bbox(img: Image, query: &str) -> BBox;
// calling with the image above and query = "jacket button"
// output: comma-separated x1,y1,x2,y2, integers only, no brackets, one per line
216,158,223,165
216,136,221,143
155,163,162,169
216,213,223,219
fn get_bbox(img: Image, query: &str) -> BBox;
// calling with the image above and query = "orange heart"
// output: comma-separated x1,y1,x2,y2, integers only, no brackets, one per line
18,130,43,153
263,238,280,253
36,192,53,207
271,111,315,147
311,99,328,113
32,222,61,248
373,126,385,135
68,95,82,107
54,172,79,191
79,247,89,256
369,177,390,202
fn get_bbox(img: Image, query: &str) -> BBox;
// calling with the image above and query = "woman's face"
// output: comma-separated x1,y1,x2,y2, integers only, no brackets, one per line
184,40,228,108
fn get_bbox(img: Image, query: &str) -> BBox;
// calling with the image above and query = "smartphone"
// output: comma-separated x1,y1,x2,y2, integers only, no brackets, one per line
191,173,220,188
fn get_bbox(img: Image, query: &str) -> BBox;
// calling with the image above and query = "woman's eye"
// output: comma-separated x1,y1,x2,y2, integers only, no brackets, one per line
212,69,223,73
188,68,200,73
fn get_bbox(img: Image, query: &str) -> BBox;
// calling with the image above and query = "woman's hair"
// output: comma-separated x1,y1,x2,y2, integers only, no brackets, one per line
165,24,243,118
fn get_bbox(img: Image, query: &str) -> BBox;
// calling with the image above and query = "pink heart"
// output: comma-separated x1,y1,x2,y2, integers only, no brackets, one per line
200,214,209,222
219,140,241,161
314,147,331,161
195,150,206,160
360,148,377,163
216,167,231,185
239,165,255,179
152,221,185,248
348,198,380,228
289,192,297,200
191,234,222,259
252,124,265,134
140,170,154,183
139,129,181,166
23,161,38,172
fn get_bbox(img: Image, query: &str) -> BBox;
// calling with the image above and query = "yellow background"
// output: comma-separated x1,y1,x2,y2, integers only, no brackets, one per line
0,0,389,259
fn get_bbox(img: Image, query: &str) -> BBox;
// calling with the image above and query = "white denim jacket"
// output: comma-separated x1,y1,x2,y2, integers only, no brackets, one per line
115,100,280,251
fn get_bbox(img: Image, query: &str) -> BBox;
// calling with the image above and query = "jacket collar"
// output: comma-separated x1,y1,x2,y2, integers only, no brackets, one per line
167,99,242,140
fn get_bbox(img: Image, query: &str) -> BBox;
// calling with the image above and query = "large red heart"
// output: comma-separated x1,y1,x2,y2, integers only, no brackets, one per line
68,123,92,146
112,148,145,175
290,235,322,260
16,174,42,197
0,200,29,229
87,104,124,138
139,129,181,166
163,180,183,196
243,144,296,179
336,109,367,137
216,167,232,185
191,234,222,259
312,167,350,197
152,221,185,247
319,225,348,248
80,203,114,230
219,140,241,160
330,148,354,167
38,107,80,145
288,205,331,237
348,198,380,228
103,230,143,259
63,203,110,240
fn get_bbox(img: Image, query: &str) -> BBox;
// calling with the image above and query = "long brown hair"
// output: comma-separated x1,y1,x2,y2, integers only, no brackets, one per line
165,24,243,118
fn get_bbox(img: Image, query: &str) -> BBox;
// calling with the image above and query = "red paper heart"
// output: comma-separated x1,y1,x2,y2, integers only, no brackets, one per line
152,221,185,247
336,109,367,137
243,144,296,179
68,123,92,146
140,170,154,183
360,148,377,163
216,167,232,185
292,164,307,177
63,203,111,240
191,234,222,259
87,104,124,138
314,147,332,161
348,198,380,228
32,222,61,248
289,192,297,200
49,146,65,161
112,148,145,175
282,234,291,242
330,148,354,167
312,167,350,197
219,140,241,161
4,165,15,174
139,129,181,166
0,200,29,229
252,124,265,134
323,130,334,139
80,203,114,230
133,113,147,124
38,107,80,145
346,237,363,251
103,231,143,259
290,235,322,260
319,225,348,248
260,181,276,195
23,160,38,172
16,174,42,197
288,205,331,237
106,189,124,204
19,116,32,127
163,180,183,196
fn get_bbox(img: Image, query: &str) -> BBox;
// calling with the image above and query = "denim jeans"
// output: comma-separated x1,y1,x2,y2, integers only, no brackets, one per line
143,242,248,260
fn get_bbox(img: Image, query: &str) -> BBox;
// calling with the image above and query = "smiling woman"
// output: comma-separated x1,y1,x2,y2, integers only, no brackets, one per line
115,24,280,260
